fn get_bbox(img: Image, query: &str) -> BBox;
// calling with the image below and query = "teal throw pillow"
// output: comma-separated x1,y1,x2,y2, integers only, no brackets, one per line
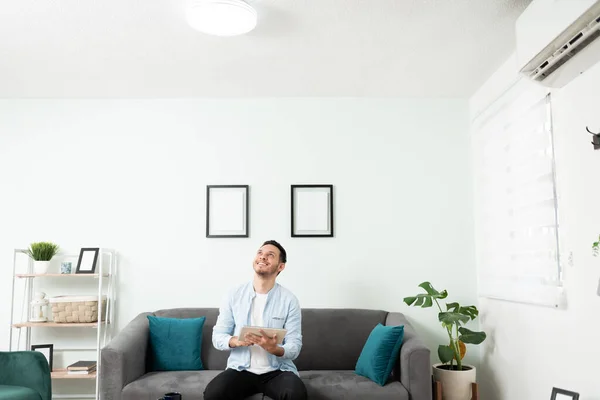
355,323,405,386
147,315,206,371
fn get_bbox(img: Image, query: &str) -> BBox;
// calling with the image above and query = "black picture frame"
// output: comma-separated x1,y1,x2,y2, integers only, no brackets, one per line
76,248,99,274
206,185,250,238
291,184,334,237
551,387,580,400
31,344,53,371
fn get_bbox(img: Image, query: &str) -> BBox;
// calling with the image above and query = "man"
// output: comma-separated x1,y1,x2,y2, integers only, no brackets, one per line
204,240,308,400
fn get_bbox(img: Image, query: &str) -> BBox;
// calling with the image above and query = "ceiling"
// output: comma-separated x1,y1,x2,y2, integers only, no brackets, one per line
0,0,532,98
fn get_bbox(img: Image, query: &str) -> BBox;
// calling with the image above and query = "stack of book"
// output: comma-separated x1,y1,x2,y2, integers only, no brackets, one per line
67,360,97,375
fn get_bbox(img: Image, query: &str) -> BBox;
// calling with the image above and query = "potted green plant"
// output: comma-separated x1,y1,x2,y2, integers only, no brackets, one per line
404,282,486,400
25,242,60,274
593,235,599,257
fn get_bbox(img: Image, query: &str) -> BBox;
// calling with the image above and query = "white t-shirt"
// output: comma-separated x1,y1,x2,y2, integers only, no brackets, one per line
247,293,275,374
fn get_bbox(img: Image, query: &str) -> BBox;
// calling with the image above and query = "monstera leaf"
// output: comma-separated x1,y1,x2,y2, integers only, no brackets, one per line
438,312,469,329
455,340,467,360
438,345,455,364
446,303,479,321
458,327,486,345
403,282,448,308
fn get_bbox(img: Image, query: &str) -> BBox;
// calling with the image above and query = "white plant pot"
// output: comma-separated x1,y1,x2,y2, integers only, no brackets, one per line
33,261,50,274
433,363,476,400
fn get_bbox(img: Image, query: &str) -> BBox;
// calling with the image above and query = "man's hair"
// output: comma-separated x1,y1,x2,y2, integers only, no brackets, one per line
262,240,287,264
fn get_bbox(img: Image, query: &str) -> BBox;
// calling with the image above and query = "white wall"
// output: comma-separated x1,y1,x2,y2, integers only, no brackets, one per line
470,58,600,399
0,99,479,372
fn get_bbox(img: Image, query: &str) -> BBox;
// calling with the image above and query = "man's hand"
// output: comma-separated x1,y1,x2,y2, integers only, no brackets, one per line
244,330,283,356
228,336,251,348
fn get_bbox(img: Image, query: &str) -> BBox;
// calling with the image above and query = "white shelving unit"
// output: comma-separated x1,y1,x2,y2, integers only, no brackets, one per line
9,248,117,400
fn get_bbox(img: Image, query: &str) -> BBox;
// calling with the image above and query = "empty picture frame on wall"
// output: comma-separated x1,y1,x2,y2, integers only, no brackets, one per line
291,184,334,237
206,185,249,238
550,387,580,400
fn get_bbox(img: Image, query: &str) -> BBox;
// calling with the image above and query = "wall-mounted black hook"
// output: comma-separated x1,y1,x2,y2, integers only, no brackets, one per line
587,126,600,150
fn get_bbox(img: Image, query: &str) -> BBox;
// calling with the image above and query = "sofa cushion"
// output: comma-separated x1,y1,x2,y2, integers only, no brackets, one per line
298,370,409,400
354,323,404,386
0,385,42,400
295,309,389,371
147,315,206,371
153,308,229,370
122,371,262,400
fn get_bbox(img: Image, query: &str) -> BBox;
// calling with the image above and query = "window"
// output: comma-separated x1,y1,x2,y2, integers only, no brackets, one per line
472,81,563,307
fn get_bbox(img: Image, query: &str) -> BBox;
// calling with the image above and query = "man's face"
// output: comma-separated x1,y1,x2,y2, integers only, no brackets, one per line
253,244,283,277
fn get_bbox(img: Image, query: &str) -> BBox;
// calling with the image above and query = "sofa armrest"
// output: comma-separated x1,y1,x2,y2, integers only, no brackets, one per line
0,351,52,400
386,312,431,400
100,312,152,400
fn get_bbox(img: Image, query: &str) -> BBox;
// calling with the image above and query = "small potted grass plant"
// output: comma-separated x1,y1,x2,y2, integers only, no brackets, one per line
593,235,599,257
25,242,60,274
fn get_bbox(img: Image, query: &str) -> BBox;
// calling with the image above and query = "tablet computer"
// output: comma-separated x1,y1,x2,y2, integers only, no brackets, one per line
239,326,287,345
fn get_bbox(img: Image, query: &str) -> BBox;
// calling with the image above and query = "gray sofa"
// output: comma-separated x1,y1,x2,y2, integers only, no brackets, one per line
100,308,431,400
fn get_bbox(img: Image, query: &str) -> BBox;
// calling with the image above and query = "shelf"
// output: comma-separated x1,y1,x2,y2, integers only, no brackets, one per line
52,369,97,379
10,248,116,400
12,321,107,328
16,273,110,278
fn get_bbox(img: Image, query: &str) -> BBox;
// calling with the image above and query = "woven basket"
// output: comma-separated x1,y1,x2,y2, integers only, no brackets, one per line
49,295,107,323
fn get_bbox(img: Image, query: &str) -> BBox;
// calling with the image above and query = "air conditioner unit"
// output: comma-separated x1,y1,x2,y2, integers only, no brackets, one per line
516,0,600,87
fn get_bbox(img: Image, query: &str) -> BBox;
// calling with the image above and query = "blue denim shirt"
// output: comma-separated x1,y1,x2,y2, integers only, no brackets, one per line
212,282,303,375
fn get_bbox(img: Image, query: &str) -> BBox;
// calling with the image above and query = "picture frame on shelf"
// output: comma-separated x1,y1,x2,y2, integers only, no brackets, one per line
550,387,580,400
31,344,53,371
76,248,99,274
291,184,334,237
206,185,249,238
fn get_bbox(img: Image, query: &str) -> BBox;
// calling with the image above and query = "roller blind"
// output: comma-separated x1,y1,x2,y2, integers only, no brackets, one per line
472,81,563,307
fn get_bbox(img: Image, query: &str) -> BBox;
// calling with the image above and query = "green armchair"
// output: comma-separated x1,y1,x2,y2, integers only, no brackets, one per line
0,351,52,400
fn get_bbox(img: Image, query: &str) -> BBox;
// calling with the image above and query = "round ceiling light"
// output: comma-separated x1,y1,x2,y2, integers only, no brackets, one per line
186,0,258,37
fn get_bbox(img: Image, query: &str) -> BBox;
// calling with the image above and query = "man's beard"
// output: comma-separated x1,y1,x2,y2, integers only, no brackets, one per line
255,265,278,277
